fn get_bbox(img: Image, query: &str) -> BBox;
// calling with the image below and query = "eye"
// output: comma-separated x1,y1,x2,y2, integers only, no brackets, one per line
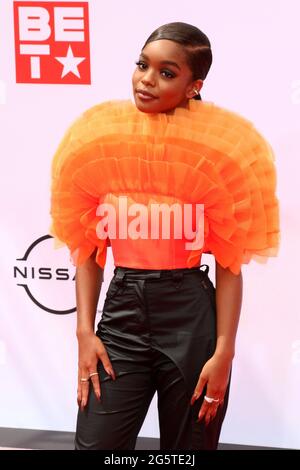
135,61,175,79
161,70,175,79
135,60,147,70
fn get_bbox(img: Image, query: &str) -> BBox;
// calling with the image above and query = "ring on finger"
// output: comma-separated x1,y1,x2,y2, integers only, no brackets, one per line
204,395,220,404
80,377,89,382
89,372,98,378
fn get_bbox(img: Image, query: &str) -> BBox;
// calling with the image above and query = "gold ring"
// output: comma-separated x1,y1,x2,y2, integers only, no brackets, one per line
89,372,98,378
204,395,220,404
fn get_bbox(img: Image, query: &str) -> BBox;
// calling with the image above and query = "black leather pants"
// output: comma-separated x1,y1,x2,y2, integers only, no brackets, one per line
74,265,230,450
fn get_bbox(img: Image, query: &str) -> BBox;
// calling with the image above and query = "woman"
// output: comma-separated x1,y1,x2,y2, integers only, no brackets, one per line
50,22,279,450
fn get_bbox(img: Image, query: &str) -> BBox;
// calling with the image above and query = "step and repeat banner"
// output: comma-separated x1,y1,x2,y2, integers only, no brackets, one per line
0,0,299,449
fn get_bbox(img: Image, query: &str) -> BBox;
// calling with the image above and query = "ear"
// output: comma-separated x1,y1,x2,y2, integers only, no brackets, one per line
186,79,204,99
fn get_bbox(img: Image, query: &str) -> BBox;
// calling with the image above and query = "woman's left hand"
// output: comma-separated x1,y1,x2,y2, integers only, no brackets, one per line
190,354,232,426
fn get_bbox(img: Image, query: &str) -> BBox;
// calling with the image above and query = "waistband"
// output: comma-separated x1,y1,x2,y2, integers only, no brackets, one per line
113,264,210,282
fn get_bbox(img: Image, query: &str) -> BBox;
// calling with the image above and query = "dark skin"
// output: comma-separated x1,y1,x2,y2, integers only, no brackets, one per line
132,39,203,113
76,39,243,425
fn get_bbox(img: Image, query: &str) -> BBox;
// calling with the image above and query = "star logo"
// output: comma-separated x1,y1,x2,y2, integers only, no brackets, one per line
55,45,85,78
14,2,91,84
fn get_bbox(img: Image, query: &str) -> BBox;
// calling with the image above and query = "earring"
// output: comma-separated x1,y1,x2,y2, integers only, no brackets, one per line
193,88,199,96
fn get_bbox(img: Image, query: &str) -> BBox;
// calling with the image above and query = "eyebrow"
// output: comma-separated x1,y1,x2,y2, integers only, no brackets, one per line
139,52,181,70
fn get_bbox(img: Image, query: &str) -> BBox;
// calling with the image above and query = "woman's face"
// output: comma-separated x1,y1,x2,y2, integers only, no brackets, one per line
132,39,202,114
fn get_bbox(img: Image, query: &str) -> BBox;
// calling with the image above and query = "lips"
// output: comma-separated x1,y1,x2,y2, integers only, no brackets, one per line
136,89,157,99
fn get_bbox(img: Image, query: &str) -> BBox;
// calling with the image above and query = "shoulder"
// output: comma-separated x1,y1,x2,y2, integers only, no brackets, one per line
62,99,137,136
190,100,256,132
189,100,273,156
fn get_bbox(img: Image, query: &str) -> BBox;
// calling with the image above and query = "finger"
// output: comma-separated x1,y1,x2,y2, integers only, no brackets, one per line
89,372,101,401
197,392,219,422
190,375,206,405
198,397,220,425
77,370,83,406
77,386,81,407
197,399,210,422
80,381,89,411
79,369,90,411
204,388,221,406
200,405,213,426
205,411,213,426
99,351,116,380
206,404,219,424
204,404,218,426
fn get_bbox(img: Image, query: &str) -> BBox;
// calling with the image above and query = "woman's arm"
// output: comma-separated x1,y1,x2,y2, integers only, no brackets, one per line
76,248,103,336
190,260,243,424
76,249,116,410
214,261,243,360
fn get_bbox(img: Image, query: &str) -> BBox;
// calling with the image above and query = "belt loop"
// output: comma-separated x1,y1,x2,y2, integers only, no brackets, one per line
200,264,209,275
172,270,184,289
114,269,126,286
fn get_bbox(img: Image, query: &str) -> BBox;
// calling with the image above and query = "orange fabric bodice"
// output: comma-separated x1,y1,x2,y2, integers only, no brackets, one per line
100,192,204,270
49,99,280,274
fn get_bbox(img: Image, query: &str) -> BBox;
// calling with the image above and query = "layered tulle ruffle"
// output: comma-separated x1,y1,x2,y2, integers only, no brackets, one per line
49,99,280,274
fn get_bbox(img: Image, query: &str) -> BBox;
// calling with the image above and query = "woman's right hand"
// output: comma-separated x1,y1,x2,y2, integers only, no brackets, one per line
77,332,116,411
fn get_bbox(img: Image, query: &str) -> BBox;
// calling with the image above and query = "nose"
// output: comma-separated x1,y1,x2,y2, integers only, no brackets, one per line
141,69,155,87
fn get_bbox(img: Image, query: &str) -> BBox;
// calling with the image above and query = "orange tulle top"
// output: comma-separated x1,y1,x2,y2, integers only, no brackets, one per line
49,99,280,275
